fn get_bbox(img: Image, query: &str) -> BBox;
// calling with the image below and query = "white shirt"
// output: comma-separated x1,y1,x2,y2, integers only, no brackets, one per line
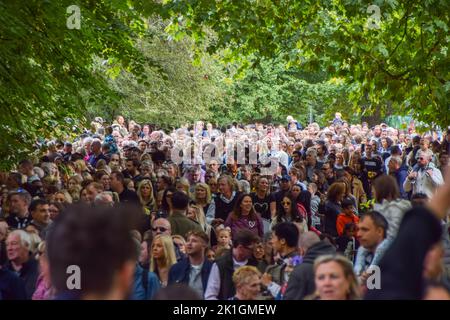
204,257,248,300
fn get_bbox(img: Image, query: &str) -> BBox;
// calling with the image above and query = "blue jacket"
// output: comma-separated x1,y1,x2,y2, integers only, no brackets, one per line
132,264,160,300
168,257,212,295
393,165,409,199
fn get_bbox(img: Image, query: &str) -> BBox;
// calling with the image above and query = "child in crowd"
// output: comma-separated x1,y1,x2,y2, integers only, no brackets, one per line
336,198,360,236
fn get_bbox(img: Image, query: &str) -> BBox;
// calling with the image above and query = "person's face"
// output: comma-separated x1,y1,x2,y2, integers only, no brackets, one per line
68,179,77,190
151,238,165,260
418,154,430,167
280,180,291,190
257,178,269,192
240,196,253,214
141,184,152,197
206,249,216,261
235,243,255,261
185,235,206,256
270,233,284,254
218,179,231,194
110,154,120,166
343,206,354,216
167,165,176,177
218,230,231,246
128,181,135,191
187,207,197,220
110,174,122,191
9,195,28,215
91,143,101,154
253,243,264,260
143,126,150,135
6,233,28,262
195,187,207,200
238,275,261,300
32,204,51,225
191,171,200,182
48,204,60,220
126,161,135,173
439,154,449,167
420,139,429,150
80,188,89,202
292,153,300,162
336,153,344,165
291,185,302,198
357,216,383,251
322,165,332,178
139,142,147,152
365,144,372,155
208,162,220,173
315,261,350,300
152,219,171,237
86,186,99,203
281,197,292,213
54,193,65,203
208,179,218,193
117,116,124,125
173,238,186,254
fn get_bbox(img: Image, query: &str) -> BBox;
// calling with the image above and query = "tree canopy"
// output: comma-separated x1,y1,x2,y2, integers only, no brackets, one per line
143,0,449,127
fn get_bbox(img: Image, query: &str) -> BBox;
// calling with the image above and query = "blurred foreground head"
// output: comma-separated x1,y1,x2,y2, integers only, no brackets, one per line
47,203,140,300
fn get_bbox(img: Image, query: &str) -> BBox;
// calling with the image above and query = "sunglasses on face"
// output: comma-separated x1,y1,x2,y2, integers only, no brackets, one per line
281,201,291,205
152,226,168,232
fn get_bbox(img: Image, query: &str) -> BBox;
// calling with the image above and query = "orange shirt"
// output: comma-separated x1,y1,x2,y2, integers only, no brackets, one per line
336,213,360,236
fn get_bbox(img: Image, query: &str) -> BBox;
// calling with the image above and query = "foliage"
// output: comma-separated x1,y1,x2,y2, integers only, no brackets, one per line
142,0,450,128
0,0,146,169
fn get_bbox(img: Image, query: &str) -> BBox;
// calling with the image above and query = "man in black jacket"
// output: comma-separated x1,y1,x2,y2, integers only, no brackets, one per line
284,231,336,300
168,230,212,298
4,230,39,299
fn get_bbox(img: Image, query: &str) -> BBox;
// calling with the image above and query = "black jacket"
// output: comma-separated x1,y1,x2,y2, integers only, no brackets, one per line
168,257,213,295
284,240,336,300
365,206,442,299
324,201,341,237
3,257,39,300
0,267,27,300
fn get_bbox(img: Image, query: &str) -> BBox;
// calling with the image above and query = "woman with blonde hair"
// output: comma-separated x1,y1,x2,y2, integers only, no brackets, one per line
150,234,177,287
67,175,82,202
187,204,211,243
307,254,360,300
193,183,212,213
175,177,190,196
137,179,157,212
54,190,73,204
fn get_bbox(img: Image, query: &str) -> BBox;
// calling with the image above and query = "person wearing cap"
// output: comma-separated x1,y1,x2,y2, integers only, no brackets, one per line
270,175,292,219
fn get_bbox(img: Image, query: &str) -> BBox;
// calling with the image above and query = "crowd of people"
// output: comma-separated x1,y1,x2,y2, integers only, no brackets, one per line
0,113,450,300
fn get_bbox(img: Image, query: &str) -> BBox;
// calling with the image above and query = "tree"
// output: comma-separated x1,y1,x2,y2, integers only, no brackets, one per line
143,0,449,128
0,0,146,169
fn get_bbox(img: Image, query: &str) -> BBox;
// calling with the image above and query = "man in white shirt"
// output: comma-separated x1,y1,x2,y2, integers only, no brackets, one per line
204,230,259,300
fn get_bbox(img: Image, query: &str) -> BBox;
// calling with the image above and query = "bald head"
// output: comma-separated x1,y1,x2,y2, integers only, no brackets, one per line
299,231,320,251
152,218,171,236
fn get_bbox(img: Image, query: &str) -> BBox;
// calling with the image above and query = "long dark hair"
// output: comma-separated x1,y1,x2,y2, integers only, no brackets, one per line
230,193,258,221
275,195,303,224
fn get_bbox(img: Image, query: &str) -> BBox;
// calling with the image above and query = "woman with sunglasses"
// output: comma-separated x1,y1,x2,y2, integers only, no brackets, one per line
271,195,307,233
